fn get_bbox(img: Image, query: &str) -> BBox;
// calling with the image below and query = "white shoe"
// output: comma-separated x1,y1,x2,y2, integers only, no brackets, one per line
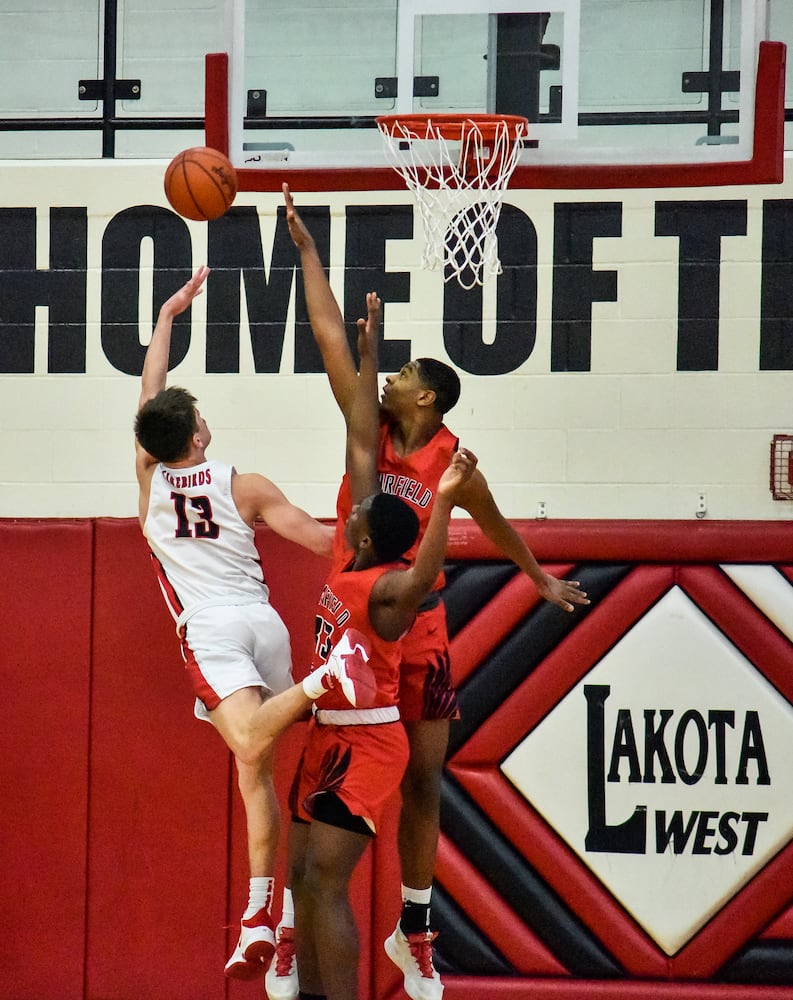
384,924,444,1000
322,627,377,708
224,907,275,980
265,925,299,1000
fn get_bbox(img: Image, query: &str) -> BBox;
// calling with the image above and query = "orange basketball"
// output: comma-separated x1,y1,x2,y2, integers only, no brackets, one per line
164,146,237,221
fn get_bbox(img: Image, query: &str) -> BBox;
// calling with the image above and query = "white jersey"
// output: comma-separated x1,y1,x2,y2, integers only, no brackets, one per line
143,459,268,626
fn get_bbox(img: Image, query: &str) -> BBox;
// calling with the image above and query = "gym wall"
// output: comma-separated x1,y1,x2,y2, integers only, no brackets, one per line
3,517,793,1000
1,121,793,1000
0,160,792,521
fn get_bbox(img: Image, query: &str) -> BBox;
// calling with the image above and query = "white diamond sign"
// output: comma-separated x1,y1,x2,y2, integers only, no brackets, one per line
502,585,793,955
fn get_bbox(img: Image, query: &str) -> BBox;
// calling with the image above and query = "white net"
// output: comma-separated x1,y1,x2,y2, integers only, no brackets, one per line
376,114,528,290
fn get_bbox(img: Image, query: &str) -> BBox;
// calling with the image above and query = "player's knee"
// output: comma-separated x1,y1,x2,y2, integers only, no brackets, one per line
235,754,273,794
303,853,345,900
229,727,273,766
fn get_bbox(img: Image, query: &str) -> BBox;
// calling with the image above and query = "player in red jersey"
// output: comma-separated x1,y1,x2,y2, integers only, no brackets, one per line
288,289,477,1000
284,183,589,1000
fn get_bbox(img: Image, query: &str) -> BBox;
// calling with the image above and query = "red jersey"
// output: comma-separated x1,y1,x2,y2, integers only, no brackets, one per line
311,557,404,711
332,421,460,575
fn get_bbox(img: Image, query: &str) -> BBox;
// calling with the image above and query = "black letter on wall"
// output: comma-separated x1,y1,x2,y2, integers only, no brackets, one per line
655,200,747,371
208,206,296,373
443,204,538,375
0,207,87,373
288,205,331,373
760,199,793,370
584,684,647,854
102,206,192,375
344,205,412,373
552,203,621,371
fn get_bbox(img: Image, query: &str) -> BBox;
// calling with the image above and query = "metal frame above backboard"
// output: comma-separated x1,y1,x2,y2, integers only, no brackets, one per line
223,0,245,180
395,0,579,141
205,0,785,193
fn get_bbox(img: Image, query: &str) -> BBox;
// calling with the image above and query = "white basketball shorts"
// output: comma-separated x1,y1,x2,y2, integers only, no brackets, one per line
179,602,294,721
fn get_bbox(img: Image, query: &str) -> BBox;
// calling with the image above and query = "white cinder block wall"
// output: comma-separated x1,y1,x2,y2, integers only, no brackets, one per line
0,161,791,520
1,2,792,520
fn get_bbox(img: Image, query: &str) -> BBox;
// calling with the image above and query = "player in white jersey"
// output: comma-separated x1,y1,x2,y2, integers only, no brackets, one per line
144,457,294,718
134,265,376,988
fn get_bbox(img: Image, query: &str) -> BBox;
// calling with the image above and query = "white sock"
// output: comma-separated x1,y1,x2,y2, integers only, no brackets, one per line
244,876,274,918
279,887,295,928
301,663,330,701
402,884,432,906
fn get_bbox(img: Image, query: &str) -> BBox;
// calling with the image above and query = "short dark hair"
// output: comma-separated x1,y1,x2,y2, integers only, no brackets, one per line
415,358,461,414
367,493,420,562
135,386,198,462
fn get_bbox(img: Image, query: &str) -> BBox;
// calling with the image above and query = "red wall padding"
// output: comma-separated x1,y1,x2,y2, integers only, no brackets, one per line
3,517,793,1000
0,520,93,1000
87,519,231,1000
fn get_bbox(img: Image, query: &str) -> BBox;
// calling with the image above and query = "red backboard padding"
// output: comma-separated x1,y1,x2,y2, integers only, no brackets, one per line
0,520,93,1000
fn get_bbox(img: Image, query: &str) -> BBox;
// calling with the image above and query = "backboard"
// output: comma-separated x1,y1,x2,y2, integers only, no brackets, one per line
205,0,785,190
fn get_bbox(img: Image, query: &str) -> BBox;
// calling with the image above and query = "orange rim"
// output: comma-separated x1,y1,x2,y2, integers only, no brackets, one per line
376,113,529,143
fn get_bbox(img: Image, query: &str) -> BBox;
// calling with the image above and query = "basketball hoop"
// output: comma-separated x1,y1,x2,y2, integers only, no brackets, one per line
376,113,529,290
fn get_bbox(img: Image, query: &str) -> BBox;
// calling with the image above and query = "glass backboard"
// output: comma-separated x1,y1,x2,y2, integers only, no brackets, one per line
206,0,784,190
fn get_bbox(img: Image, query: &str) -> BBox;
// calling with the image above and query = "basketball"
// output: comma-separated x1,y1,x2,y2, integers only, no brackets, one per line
163,146,237,221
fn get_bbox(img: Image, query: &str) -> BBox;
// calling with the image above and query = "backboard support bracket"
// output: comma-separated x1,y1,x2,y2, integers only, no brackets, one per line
375,76,440,99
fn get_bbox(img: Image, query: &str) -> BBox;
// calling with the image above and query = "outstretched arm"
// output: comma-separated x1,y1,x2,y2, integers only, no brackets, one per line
345,292,382,504
370,448,478,640
283,183,358,419
138,265,210,410
135,266,210,483
232,473,334,558
456,472,589,612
